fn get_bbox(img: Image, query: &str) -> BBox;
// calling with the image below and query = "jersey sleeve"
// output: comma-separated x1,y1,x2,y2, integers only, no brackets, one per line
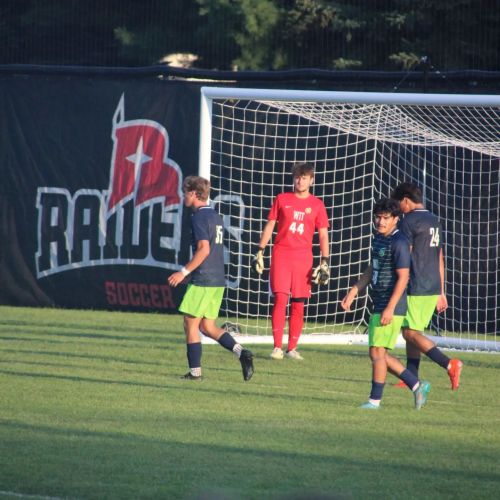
191,212,210,242
315,200,329,229
267,195,281,221
392,234,411,270
399,217,414,246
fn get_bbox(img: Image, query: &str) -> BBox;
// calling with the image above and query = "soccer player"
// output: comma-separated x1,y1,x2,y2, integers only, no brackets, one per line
168,175,254,382
341,198,431,410
252,162,330,360
391,182,463,390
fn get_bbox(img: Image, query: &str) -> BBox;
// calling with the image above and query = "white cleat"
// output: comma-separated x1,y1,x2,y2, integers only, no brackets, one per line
270,347,284,360
285,349,304,360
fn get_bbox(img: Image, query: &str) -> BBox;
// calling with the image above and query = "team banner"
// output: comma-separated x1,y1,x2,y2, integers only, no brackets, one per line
0,76,202,312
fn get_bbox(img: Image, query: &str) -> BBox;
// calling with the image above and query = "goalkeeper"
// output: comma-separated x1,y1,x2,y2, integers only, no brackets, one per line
252,162,330,360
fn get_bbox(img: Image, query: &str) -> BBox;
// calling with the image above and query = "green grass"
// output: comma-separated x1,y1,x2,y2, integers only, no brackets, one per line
1,306,499,499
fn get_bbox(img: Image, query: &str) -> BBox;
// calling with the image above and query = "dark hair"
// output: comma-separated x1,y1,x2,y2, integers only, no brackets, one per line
291,162,314,177
373,197,401,217
391,182,423,203
183,175,210,201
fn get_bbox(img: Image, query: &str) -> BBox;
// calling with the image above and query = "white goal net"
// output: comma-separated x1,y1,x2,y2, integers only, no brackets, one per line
199,88,500,351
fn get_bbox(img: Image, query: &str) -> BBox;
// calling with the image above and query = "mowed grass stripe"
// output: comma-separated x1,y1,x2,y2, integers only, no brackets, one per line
1,305,500,499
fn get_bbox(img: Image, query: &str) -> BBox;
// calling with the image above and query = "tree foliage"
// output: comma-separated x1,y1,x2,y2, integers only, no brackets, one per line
0,0,498,70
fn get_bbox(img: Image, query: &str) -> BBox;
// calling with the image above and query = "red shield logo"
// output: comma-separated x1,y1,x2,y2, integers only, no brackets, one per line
108,95,181,212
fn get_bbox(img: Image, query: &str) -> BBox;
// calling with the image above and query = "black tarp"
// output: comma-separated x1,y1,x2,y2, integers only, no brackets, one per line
0,75,201,311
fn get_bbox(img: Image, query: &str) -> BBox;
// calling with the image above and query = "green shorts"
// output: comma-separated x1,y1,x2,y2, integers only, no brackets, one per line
368,313,405,349
402,295,439,331
179,284,224,319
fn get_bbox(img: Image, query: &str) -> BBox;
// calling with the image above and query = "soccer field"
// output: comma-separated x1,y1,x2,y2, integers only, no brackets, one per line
1,306,499,499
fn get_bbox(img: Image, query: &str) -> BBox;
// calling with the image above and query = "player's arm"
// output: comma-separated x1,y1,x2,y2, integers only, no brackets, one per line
257,219,276,250
380,267,409,326
436,247,448,313
168,240,210,287
341,265,372,311
252,219,276,274
318,226,329,259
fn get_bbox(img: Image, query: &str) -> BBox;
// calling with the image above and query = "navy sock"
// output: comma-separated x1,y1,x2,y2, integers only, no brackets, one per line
425,347,450,370
218,332,236,352
399,369,419,390
407,357,421,377
187,342,202,369
370,381,385,401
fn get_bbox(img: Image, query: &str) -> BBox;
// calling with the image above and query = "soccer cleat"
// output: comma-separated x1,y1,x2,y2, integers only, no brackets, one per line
180,372,202,381
285,349,304,360
414,380,431,410
393,379,407,388
240,349,254,381
447,359,463,390
360,401,380,410
270,347,284,360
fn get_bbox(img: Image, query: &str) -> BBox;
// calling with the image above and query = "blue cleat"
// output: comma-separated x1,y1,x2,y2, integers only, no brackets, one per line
414,380,431,410
360,401,380,410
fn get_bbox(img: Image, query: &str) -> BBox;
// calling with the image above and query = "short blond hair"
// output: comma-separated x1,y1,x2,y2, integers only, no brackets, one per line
183,176,210,201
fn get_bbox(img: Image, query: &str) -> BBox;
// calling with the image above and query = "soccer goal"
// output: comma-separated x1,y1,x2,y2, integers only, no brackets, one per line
199,87,500,352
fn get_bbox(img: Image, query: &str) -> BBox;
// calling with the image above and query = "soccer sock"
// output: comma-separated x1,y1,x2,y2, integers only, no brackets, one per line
187,342,202,375
218,331,236,351
218,332,243,358
272,293,288,349
287,299,305,351
399,369,419,390
407,357,421,377
369,381,385,402
425,346,450,370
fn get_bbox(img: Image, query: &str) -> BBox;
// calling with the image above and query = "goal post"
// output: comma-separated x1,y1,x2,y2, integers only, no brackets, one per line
199,87,500,352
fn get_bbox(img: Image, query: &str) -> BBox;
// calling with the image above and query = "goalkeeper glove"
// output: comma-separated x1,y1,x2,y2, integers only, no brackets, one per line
312,257,330,286
252,248,265,275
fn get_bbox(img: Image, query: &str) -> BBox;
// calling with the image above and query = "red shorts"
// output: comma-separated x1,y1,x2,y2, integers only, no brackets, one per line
270,247,313,298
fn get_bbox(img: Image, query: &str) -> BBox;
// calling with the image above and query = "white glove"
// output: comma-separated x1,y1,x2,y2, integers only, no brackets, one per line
252,249,265,275
312,258,330,285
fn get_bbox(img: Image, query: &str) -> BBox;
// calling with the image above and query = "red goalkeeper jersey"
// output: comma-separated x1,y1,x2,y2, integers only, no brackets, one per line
268,192,329,252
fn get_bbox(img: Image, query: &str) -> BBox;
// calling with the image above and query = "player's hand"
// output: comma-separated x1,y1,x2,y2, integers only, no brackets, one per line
436,294,448,313
312,258,330,285
252,248,264,275
168,271,187,287
341,290,356,311
380,307,394,326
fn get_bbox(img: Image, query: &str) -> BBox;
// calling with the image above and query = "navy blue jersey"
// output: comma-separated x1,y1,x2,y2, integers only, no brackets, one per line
371,229,411,316
189,206,225,287
399,209,443,296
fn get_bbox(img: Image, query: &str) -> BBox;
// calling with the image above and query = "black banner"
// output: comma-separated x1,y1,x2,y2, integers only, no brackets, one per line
0,75,201,311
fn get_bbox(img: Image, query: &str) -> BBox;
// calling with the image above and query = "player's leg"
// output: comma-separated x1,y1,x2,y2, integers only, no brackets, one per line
403,295,463,389
393,330,422,387
200,316,254,382
178,284,205,380
182,314,203,380
361,314,394,408
271,292,288,358
363,314,430,409
285,252,312,359
286,298,305,359
363,345,388,409
269,249,292,359
386,352,431,410
188,286,253,381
